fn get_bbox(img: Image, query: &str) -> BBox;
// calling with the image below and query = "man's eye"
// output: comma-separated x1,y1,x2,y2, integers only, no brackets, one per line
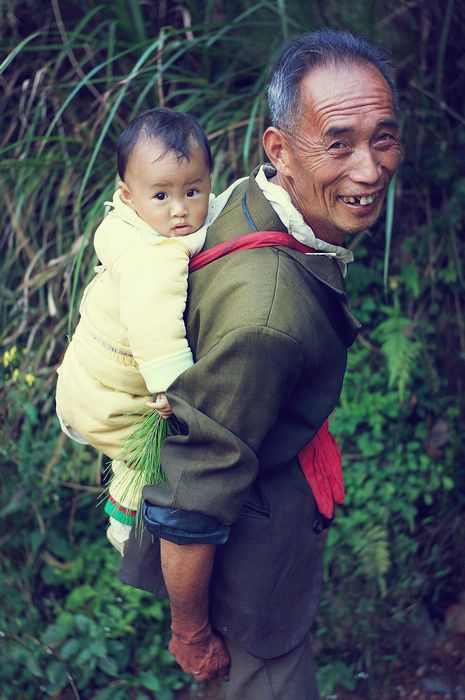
186,189,198,197
328,141,347,151
155,192,167,201
376,133,396,146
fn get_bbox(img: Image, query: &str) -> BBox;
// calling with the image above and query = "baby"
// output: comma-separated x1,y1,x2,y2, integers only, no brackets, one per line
56,107,217,554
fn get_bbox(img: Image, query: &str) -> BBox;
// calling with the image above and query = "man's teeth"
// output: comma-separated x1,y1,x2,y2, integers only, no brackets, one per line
341,194,375,205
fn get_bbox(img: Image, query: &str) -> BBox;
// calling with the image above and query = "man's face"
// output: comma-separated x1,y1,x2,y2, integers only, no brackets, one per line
120,138,211,238
265,61,401,244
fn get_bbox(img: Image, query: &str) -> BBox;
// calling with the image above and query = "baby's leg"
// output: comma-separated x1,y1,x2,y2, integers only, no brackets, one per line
56,354,150,553
104,458,144,555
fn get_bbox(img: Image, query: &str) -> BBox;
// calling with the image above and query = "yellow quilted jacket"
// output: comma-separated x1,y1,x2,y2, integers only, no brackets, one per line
71,190,207,394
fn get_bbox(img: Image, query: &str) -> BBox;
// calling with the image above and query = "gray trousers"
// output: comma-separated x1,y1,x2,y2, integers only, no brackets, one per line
196,635,319,700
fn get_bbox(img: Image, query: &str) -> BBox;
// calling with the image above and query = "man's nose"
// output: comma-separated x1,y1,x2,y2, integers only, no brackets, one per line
170,198,188,217
350,147,382,185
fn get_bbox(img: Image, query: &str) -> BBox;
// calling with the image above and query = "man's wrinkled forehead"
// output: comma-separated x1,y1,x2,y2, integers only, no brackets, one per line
295,60,398,132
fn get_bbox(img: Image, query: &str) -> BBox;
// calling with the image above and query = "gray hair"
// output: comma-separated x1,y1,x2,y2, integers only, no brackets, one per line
267,28,398,131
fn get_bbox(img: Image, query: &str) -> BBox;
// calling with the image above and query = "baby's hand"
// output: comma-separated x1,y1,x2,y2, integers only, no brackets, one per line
147,392,173,419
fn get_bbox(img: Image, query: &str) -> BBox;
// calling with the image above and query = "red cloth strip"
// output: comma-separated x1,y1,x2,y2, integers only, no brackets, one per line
107,493,137,517
190,230,345,520
298,420,344,519
189,231,317,272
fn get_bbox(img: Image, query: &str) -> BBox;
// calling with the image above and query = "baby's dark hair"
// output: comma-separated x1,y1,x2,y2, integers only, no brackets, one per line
117,107,213,180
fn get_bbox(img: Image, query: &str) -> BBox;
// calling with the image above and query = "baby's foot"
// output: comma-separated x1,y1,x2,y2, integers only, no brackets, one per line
106,518,132,556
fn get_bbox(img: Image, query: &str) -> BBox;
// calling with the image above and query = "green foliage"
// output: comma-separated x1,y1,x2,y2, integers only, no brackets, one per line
1,0,465,697
317,660,357,696
352,524,390,598
2,546,186,698
318,242,464,678
372,305,424,401
1,408,185,699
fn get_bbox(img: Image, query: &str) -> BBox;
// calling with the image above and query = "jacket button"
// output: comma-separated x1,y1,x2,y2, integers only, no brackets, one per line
312,519,323,535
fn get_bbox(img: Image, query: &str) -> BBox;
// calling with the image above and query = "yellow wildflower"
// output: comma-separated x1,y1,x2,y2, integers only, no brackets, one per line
25,373,36,386
3,346,17,367
12,368,19,382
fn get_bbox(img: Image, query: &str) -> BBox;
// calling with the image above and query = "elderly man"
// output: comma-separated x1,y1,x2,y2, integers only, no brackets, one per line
119,28,401,699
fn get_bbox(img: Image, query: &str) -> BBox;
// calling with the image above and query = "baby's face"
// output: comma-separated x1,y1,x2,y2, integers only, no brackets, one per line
120,137,211,237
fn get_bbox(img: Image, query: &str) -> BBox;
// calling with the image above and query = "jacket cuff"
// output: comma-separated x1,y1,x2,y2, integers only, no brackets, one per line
142,502,230,545
139,348,194,393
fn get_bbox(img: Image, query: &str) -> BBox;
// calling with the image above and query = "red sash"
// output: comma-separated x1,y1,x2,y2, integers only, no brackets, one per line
190,231,344,519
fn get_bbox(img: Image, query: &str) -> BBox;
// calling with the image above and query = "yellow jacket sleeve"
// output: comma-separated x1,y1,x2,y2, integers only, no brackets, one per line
113,237,193,393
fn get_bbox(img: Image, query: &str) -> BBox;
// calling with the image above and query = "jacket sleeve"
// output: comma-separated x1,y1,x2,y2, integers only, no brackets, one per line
142,324,304,540
113,238,193,393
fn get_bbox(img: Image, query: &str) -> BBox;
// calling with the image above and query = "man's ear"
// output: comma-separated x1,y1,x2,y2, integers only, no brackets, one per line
119,180,134,209
262,126,292,175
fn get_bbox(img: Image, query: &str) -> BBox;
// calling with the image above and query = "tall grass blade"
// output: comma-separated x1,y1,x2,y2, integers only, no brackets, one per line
127,0,147,43
435,0,455,97
242,93,262,173
0,32,41,74
67,197,106,336
276,0,290,40
383,173,396,297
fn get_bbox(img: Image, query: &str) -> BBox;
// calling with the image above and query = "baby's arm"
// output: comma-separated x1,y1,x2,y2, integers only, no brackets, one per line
115,237,194,396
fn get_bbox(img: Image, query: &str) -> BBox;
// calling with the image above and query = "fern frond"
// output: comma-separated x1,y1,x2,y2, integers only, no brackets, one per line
373,316,423,400
353,524,390,597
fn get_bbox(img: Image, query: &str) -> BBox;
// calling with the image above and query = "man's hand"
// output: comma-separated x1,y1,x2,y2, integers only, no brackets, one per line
169,621,230,682
146,392,173,418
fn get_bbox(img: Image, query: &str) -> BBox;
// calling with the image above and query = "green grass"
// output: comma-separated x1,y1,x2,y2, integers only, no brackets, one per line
1,1,465,695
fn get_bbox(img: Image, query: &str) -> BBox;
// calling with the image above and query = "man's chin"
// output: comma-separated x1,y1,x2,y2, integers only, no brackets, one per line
336,211,383,238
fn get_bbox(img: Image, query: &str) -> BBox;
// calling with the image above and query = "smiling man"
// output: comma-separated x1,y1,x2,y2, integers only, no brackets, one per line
119,29,401,700
263,43,400,245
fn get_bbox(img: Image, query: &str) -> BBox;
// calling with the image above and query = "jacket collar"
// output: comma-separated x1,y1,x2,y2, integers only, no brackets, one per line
204,168,361,345
246,168,350,299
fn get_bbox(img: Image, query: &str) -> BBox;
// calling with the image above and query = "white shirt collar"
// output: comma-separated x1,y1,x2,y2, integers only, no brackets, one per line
255,165,354,275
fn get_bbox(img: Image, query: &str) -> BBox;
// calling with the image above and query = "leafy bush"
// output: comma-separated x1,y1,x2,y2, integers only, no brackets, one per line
1,368,188,699
1,0,464,696
316,237,464,678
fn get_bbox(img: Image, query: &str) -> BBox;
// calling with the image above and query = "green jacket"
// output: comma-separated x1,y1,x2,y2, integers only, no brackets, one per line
119,168,360,658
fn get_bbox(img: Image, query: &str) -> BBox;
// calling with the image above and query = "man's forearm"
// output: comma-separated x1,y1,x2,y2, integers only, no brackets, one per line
159,538,216,633
160,538,230,682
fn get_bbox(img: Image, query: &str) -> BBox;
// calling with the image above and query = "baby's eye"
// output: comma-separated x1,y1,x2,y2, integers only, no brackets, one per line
154,192,167,201
186,189,198,197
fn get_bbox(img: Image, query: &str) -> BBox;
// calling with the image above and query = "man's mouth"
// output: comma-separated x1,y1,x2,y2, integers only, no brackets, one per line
339,192,379,207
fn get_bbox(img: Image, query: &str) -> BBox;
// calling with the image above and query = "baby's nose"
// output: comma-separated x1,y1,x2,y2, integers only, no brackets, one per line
171,199,188,217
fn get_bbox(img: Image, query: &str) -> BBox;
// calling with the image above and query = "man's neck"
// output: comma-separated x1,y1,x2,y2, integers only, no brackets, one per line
264,168,347,246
